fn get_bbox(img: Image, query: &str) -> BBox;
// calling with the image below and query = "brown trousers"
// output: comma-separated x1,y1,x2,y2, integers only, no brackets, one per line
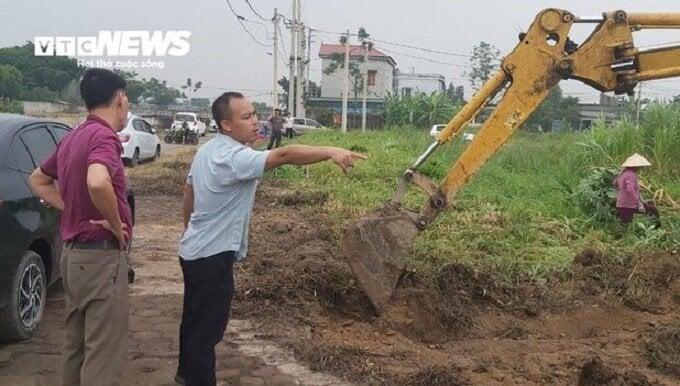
60,245,129,386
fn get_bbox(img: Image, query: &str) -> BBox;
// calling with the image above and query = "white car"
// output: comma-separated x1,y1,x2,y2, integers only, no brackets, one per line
172,112,206,136
291,117,325,135
118,113,162,166
429,124,474,141
208,119,218,133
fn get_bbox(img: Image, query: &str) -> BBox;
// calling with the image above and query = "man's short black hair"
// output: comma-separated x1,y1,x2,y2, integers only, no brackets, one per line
79,68,127,110
212,92,245,126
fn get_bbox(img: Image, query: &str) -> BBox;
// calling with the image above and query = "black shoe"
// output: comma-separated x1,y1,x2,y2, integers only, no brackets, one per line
174,373,185,385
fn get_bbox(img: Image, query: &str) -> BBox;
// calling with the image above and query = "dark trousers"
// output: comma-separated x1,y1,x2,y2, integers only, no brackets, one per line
177,251,236,386
285,127,294,139
617,202,660,224
267,131,282,149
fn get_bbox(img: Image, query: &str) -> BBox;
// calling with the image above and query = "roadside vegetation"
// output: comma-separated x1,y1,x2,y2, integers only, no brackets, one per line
266,102,680,282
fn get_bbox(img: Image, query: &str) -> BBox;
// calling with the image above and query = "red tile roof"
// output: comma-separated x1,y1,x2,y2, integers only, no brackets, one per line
319,43,396,65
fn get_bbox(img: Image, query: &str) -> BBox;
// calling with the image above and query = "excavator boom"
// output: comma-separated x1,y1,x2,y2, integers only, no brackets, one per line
343,9,680,314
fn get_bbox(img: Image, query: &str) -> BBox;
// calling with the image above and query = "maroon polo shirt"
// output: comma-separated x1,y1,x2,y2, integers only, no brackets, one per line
40,114,133,243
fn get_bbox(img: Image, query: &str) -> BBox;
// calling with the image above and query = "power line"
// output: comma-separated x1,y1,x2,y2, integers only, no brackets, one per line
378,46,474,74
225,0,272,47
309,27,497,61
243,0,267,21
371,36,499,60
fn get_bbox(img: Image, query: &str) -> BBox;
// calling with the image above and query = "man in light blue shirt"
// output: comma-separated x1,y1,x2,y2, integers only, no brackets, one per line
175,92,366,386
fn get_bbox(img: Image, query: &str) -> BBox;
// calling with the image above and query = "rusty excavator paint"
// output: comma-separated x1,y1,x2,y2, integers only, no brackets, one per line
342,9,680,314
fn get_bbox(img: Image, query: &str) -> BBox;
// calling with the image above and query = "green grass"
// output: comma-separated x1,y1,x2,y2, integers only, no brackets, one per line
263,125,680,281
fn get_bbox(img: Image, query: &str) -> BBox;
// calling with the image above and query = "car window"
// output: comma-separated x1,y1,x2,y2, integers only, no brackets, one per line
141,120,153,133
48,124,71,143
293,118,305,125
175,114,195,122
20,126,56,168
133,119,145,132
307,119,321,127
10,138,35,173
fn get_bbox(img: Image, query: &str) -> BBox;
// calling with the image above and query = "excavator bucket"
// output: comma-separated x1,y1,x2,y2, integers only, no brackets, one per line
341,206,420,314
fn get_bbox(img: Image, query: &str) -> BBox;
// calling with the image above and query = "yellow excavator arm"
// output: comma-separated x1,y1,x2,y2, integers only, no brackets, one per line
343,9,680,314
405,9,680,228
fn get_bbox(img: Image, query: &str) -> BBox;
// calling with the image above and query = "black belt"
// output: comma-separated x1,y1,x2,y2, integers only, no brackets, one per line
66,240,120,250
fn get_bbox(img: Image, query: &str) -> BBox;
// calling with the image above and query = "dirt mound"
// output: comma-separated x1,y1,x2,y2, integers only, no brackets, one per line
377,288,450,343
571,251,680,313
647,323,680,377
291,343,387,383
401,365,469,386
578,357,658,386
128,151,193,195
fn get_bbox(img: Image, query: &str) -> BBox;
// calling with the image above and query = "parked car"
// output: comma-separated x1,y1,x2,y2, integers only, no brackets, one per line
171,112,206,136
0,114,135,342
290,117,325,135
119,113,161,167
429,124,474,141
208,119,218,133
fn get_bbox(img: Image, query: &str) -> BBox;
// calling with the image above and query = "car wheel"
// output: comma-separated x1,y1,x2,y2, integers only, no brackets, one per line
0,251,47,342
154,144,161,159
130,148,140,167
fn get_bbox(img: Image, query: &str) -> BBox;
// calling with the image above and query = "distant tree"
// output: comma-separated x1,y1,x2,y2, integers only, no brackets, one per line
143,78,183,107
252,101,270,117
307,80,320,98
445,82,465,105
0,64,23,98
278,76,296,110
525,86,581,131
190,98,210,108
467,41,500,90
454,86,465,105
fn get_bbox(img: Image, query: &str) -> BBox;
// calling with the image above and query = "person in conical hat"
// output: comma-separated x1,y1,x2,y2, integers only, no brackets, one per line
613,153,660,226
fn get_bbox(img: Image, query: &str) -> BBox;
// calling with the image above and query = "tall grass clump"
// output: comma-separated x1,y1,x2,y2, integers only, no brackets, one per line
578,102,680,178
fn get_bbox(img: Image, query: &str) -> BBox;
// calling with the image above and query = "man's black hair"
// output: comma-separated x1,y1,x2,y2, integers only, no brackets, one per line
79,68,127,110
211,92,245,127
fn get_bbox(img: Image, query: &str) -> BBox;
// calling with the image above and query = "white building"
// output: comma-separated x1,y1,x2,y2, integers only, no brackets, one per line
395,71,446,96
318,43,396,100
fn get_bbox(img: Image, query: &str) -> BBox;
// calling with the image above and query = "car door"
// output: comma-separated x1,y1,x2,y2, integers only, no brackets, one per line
132,118,151,158
14,125,61,249
305,119,321,130
141,120,157,156
293,118,305,134
2,126,45,252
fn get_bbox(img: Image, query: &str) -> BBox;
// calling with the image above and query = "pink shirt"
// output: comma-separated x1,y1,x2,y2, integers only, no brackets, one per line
40,115,133,242
614,168,640,209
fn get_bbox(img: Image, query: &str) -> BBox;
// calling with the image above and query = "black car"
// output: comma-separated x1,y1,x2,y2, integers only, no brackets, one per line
0,114,135,342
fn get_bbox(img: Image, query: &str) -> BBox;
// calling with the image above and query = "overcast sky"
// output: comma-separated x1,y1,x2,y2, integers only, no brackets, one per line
3,0,680,104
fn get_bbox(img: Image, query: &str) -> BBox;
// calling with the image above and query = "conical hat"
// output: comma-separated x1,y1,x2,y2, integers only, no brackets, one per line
622,153,651,168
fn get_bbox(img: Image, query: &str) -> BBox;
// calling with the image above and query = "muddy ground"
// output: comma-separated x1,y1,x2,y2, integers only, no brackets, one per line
226,180,680,385
124,151,680,386
2,141,679,385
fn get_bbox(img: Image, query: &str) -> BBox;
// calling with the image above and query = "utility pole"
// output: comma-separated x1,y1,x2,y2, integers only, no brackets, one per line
306,27,312,100
341,29,350,133
361,41,369,132
296,26,305,118
295,1,305,118
636,82,643,128
287,0,297,116
272,8,279,109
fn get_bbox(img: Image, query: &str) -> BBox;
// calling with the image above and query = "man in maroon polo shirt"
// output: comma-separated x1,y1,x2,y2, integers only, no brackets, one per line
30,68,132,386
